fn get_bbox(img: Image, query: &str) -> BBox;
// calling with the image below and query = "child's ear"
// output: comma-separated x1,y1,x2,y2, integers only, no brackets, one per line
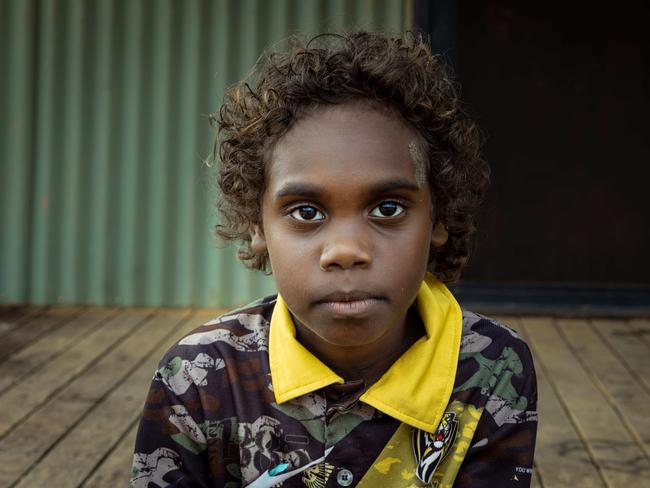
431,222,449,248
250,224,267,253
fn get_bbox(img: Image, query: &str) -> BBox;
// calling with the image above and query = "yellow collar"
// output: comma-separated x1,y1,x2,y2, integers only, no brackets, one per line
269,272,462,433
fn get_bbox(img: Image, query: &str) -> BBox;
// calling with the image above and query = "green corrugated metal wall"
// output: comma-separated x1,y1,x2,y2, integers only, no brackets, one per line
0,0,412,307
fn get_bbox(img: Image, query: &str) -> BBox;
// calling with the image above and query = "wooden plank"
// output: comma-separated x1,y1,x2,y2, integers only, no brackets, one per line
0,308,151,439
628,318,650,347
531,462,543,488
81,309,223,488
14,310,217,488
559,318,650,459
81,420,139,488
517,317,605,488
0,306,83,362
592,318,650,392
0,307,117,393
523,316,649,486
0,308,189,486
0,305,25,319
0,305,46,336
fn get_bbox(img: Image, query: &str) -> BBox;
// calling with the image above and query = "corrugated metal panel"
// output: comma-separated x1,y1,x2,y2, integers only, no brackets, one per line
0,0,412,307
0,0,38,306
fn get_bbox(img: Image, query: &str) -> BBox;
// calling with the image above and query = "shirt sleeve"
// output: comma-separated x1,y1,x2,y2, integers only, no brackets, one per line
129,352,214,488
455,340,538,487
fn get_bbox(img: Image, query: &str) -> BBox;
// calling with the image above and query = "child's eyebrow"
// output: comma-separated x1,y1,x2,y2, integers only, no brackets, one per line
274,179,420,199
366,179,421,195
275,183,322,199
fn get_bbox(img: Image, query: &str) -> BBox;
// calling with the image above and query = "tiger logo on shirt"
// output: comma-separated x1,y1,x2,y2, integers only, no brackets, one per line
412,411,459,484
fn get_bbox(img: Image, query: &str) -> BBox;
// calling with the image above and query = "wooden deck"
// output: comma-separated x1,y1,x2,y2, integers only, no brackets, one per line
0,307,648,487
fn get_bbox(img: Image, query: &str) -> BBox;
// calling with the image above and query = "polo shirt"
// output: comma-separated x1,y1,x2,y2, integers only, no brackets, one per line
131,273,537,488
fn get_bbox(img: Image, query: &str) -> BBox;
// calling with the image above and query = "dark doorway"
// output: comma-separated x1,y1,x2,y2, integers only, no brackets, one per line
455,1,649,286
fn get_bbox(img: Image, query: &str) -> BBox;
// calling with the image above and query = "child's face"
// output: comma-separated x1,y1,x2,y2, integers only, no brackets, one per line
251,103,448,349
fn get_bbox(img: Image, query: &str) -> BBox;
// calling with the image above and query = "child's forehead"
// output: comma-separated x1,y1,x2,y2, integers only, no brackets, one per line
261,104,428,201
264,101,427,190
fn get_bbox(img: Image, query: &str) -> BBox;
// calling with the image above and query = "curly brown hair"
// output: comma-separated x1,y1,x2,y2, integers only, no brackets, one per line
211,31,490,283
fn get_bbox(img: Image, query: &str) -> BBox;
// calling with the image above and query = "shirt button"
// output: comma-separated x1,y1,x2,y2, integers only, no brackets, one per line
336,469,354,486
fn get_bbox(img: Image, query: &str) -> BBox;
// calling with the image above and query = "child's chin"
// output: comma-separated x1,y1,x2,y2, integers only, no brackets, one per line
317,325,383,348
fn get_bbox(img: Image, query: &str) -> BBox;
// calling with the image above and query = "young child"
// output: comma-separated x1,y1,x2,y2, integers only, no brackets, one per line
130,32,537,488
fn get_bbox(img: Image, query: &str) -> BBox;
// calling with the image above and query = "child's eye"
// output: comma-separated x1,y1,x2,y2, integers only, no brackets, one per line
369,201,405,218
289,205,325,221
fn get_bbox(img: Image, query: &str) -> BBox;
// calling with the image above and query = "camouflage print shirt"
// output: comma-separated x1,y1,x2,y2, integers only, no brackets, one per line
131,277,537,488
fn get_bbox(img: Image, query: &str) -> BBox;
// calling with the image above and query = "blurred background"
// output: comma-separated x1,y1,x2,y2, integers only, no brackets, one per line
1,0,648,313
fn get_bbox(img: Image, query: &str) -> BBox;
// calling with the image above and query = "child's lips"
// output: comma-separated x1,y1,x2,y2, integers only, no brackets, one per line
315,291,385,317
321,298,383,316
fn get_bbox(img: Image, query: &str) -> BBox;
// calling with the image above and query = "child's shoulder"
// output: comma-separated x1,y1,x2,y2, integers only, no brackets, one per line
458,310,536,390
460,309,530,355
158,295,278,366
457,309,537,412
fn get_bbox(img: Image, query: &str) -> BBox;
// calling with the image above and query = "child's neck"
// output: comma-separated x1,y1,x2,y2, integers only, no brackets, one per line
294,307,424,384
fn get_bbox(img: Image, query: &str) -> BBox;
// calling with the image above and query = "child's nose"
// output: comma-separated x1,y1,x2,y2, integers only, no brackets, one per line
319,227,372,271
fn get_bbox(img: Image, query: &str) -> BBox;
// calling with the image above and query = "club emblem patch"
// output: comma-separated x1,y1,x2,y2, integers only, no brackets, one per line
412,411,458,484
301,462,335,488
